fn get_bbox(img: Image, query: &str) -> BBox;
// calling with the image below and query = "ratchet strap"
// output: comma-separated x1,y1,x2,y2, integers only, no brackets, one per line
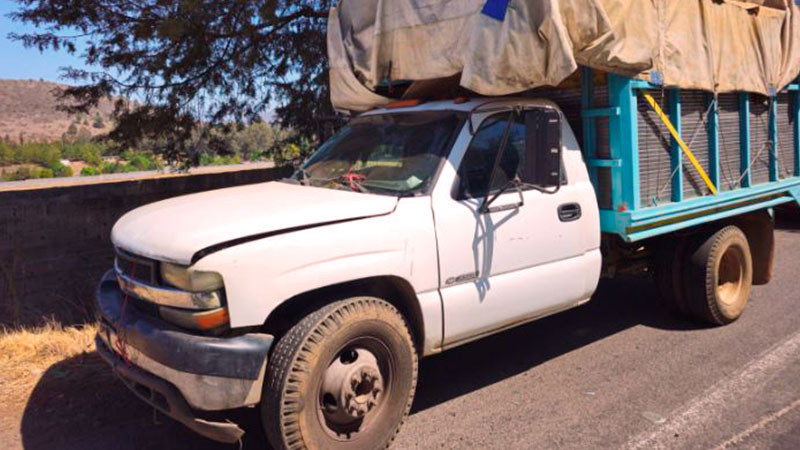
643,93,718,195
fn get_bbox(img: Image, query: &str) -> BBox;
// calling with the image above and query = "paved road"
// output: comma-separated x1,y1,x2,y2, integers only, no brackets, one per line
12,223,800,450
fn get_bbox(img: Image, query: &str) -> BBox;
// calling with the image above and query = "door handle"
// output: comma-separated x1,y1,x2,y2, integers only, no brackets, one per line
558,203,581,222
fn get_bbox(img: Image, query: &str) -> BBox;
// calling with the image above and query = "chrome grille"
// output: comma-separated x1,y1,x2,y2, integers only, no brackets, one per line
115,248,158,285
113,249,223,310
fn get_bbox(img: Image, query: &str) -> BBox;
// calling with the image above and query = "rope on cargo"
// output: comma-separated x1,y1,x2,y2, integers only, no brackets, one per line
738,142,771,186
774,94,793,178
643,93,718,195
715,95,777,189
732,95,775,187
716,102,741,190
772,94,794,179
747,95,776,181
654,98,717,203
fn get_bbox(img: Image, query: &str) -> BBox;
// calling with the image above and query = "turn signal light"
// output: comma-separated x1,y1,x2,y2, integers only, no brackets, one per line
159,306,229,331
194,307,230,330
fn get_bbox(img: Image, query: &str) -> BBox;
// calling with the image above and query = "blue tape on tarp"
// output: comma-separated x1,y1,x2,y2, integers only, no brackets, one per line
649,70,663,86
482,0,510,21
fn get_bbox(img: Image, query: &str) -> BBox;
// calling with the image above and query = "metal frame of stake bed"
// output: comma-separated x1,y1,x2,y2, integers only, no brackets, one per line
580,67,800,242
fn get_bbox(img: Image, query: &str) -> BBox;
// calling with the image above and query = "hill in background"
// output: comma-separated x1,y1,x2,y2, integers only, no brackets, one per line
0,79,115,143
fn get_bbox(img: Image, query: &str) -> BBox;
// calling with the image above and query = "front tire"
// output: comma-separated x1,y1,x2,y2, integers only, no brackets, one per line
262,297,418,450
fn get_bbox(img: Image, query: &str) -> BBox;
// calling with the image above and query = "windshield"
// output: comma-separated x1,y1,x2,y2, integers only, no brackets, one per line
289,110,464,195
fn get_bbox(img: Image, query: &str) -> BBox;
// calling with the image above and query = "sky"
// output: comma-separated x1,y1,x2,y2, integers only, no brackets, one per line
0,2,91,83
0,3,275,118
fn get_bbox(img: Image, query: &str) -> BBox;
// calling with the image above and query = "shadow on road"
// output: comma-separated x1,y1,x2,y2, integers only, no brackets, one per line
19,352,251,450
411,276,703,413
776,205,800,233
19,277,701,449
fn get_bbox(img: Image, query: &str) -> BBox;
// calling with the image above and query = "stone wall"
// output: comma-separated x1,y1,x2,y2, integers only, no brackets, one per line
0,166,291,326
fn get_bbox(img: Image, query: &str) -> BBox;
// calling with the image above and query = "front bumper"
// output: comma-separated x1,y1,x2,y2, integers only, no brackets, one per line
95,270,273,443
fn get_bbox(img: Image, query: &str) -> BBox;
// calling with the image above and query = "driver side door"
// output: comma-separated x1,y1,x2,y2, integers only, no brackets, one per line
432,107,596,346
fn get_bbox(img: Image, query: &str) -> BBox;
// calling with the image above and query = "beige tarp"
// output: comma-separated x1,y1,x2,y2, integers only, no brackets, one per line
328,0,800,112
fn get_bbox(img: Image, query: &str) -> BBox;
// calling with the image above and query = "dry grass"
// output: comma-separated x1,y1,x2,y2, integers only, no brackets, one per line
0,320,252,448
0,321,99,404
0,320,145,449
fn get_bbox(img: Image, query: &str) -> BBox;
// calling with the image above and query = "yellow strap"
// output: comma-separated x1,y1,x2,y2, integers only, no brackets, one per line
643,93,718,195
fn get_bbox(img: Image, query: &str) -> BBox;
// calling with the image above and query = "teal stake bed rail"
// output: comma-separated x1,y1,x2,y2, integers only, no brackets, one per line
578,68,800,242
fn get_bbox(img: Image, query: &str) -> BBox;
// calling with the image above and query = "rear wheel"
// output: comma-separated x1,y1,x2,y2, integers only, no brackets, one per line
655,236,689,314
683,226,753,325
262,297,417,450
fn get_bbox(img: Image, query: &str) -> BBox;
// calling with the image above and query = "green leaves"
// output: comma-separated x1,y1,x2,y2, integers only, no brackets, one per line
10,0,338,164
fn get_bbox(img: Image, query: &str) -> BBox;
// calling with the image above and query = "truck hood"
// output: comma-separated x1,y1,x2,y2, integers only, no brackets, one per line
111,181,398,264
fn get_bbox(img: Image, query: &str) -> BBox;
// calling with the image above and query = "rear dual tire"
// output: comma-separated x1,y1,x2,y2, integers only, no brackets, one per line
655,236,689,314
657,225,753,325
684,226,752,325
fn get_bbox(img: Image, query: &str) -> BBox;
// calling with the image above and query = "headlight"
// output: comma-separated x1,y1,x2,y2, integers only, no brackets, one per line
161,262,224,292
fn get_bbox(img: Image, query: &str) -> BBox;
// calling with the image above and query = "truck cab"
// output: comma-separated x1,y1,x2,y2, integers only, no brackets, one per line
95,96,749,449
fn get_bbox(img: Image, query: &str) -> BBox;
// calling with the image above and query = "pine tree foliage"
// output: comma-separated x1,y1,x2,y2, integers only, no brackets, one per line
9,0,337,163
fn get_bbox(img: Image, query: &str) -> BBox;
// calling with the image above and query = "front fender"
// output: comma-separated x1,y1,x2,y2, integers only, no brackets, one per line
191,197,441,332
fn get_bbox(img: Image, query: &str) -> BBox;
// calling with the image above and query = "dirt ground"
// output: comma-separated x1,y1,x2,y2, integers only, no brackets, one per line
0,322,259,450
0,323,124,449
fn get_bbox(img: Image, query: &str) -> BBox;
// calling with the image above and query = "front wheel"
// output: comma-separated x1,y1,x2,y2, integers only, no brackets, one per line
262,297,418,450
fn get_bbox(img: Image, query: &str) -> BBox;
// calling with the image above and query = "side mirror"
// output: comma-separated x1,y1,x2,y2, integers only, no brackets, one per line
543,109,563,188
524,108,562,191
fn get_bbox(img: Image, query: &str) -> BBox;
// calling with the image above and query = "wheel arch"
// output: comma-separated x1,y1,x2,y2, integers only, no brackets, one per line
262,275,428,354
653,209,774,286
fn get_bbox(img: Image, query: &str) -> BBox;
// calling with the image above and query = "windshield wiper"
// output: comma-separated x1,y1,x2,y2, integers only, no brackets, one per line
297,168,311,186
283,167,312,186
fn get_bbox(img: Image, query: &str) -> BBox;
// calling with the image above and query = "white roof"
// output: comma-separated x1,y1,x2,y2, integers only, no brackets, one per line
361,97,562,116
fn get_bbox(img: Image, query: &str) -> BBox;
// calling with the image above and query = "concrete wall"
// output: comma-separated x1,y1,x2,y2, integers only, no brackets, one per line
0,165,291,326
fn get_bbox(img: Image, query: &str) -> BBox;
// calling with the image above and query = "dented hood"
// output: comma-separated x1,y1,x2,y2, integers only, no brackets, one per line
111,181,398,264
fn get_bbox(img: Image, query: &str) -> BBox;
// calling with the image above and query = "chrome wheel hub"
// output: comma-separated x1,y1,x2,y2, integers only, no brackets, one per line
717,246,744,305
320,348,384,429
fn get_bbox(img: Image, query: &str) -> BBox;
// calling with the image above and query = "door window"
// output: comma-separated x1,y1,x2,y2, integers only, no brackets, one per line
456,109,561,200
456,112,525,200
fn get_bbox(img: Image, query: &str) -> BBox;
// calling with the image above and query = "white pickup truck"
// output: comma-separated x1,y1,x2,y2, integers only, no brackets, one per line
96,97,777,449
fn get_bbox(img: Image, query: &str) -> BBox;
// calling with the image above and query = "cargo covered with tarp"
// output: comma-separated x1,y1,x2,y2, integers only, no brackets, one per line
328,0,800,112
